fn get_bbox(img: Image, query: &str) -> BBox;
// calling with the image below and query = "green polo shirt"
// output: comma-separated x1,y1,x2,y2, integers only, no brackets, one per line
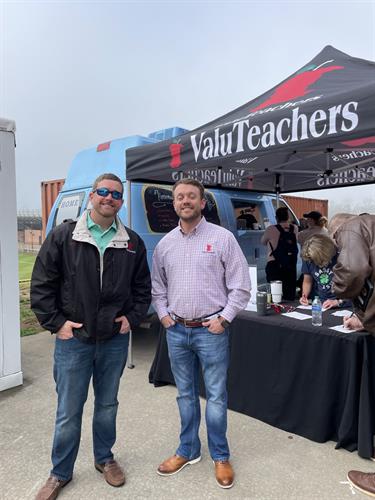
87,212,117,255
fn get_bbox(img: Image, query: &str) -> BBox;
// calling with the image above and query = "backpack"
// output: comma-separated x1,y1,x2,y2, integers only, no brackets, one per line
270,224,298,268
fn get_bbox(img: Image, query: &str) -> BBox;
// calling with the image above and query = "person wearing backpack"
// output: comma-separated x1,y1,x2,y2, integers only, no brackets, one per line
261,206,298,301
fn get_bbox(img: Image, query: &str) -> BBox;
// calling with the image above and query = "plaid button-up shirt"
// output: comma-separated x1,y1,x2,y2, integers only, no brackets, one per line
151,217,251,322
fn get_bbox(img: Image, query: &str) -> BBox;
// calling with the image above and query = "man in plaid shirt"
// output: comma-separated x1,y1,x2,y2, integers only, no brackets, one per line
152,178,250,489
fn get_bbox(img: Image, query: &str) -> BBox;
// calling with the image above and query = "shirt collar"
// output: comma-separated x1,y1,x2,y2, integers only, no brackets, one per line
87,211,117,232
178,216,207,235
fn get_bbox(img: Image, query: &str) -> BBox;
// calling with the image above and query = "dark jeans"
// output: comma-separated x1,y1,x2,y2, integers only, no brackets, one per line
51,333,129,481
266,260,297,301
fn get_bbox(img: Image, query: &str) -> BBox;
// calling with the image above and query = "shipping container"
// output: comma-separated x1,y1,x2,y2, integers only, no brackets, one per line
283,195,328,220
41,179,65,239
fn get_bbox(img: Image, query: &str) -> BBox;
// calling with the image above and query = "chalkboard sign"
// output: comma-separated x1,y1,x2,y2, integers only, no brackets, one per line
144,186,220,233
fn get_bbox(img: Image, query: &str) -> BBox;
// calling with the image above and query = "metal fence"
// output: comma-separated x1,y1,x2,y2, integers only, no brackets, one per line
18,210,42,253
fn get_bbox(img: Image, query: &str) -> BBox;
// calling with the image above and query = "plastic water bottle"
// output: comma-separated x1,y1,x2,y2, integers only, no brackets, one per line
266,284,272,304
312,296,322,326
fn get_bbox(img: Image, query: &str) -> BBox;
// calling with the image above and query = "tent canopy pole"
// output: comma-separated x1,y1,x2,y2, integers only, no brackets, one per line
275,173,281,207
126,180,132,228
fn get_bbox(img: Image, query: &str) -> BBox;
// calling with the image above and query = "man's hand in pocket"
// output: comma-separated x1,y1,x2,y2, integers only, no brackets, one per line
115,316,130,334
56,320,83,340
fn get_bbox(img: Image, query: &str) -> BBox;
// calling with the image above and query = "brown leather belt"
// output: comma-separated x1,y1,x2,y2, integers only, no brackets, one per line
173,317,206,328
172,310,223,328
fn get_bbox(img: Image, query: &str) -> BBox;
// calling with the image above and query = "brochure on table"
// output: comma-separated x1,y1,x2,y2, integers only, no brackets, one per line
245,266,257,312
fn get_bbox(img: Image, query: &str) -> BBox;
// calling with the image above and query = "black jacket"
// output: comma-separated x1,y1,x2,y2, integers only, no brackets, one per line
30,212,151,341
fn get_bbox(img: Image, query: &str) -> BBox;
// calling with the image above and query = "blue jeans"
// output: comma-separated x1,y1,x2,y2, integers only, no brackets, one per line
166,323,230,462
51,333,129,481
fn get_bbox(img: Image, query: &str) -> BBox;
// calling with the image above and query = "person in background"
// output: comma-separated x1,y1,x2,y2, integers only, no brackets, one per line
328,213,356,235
299,234,347,310
152,178,250,489
329,213,375,498
237,205,258,229
261,206,298,301
331,213,375,334
298,217,308,231
328,213,360,329
320,215,328,230
297,210,328,246
31,173,151,499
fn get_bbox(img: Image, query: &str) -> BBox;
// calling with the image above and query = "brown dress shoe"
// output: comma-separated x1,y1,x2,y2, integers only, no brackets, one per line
35,476,71,500
214,460,234,489
347,470,375,497
157,454,201,476
95,459,125,487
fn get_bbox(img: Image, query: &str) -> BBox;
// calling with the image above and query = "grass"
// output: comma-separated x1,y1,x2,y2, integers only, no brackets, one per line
18,252,36,281
19,282,42,336
18,253,41,336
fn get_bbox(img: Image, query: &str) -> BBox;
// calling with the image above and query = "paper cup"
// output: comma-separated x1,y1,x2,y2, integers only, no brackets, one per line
270,281,283,303
272,293,282,304
270,281,282,295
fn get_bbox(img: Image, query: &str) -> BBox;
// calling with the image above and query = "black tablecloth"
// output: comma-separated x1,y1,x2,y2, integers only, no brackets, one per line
149,308,375,458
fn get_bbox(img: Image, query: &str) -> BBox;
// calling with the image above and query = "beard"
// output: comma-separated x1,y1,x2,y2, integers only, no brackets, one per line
176,205,202,222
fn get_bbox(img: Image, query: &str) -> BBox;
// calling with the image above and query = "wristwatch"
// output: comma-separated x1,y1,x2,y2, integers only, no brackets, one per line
219,316,231,328
338,299,344,307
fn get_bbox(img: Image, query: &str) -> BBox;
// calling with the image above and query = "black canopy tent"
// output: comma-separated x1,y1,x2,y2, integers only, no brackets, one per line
126,45,375,195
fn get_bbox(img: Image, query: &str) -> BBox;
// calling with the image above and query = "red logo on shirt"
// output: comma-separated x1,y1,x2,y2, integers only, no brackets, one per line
206,244,213,252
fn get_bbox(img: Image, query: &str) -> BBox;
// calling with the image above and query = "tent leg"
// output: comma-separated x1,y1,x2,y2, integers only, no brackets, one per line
127,329,135,369
125,180,135,369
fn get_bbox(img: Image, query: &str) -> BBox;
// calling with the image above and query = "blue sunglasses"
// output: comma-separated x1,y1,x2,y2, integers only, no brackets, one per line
94,188,123,200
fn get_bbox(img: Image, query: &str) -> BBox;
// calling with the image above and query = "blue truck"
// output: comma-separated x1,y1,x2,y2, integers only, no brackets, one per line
46,127,299,285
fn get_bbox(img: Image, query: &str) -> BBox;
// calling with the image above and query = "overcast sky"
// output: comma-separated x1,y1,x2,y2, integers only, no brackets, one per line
1,0,375,212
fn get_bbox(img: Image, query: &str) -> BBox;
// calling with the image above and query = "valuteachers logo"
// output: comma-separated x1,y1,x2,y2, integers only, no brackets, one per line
190,101,359,162
251,60,344,112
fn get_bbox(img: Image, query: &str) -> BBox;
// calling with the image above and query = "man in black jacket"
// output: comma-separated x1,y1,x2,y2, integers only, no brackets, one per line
31,173,151,500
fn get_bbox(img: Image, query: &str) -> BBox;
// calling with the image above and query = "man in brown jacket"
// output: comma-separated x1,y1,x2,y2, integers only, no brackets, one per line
331,213,375,497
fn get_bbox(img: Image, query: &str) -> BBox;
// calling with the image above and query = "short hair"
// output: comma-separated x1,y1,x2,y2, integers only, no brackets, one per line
92,173,123,192
172,178,205,199
328,213,356,237
302,234,337,267
275,206,289,223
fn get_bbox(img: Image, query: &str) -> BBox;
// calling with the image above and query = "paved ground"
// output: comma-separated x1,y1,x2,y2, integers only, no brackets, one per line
0,328,373,500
